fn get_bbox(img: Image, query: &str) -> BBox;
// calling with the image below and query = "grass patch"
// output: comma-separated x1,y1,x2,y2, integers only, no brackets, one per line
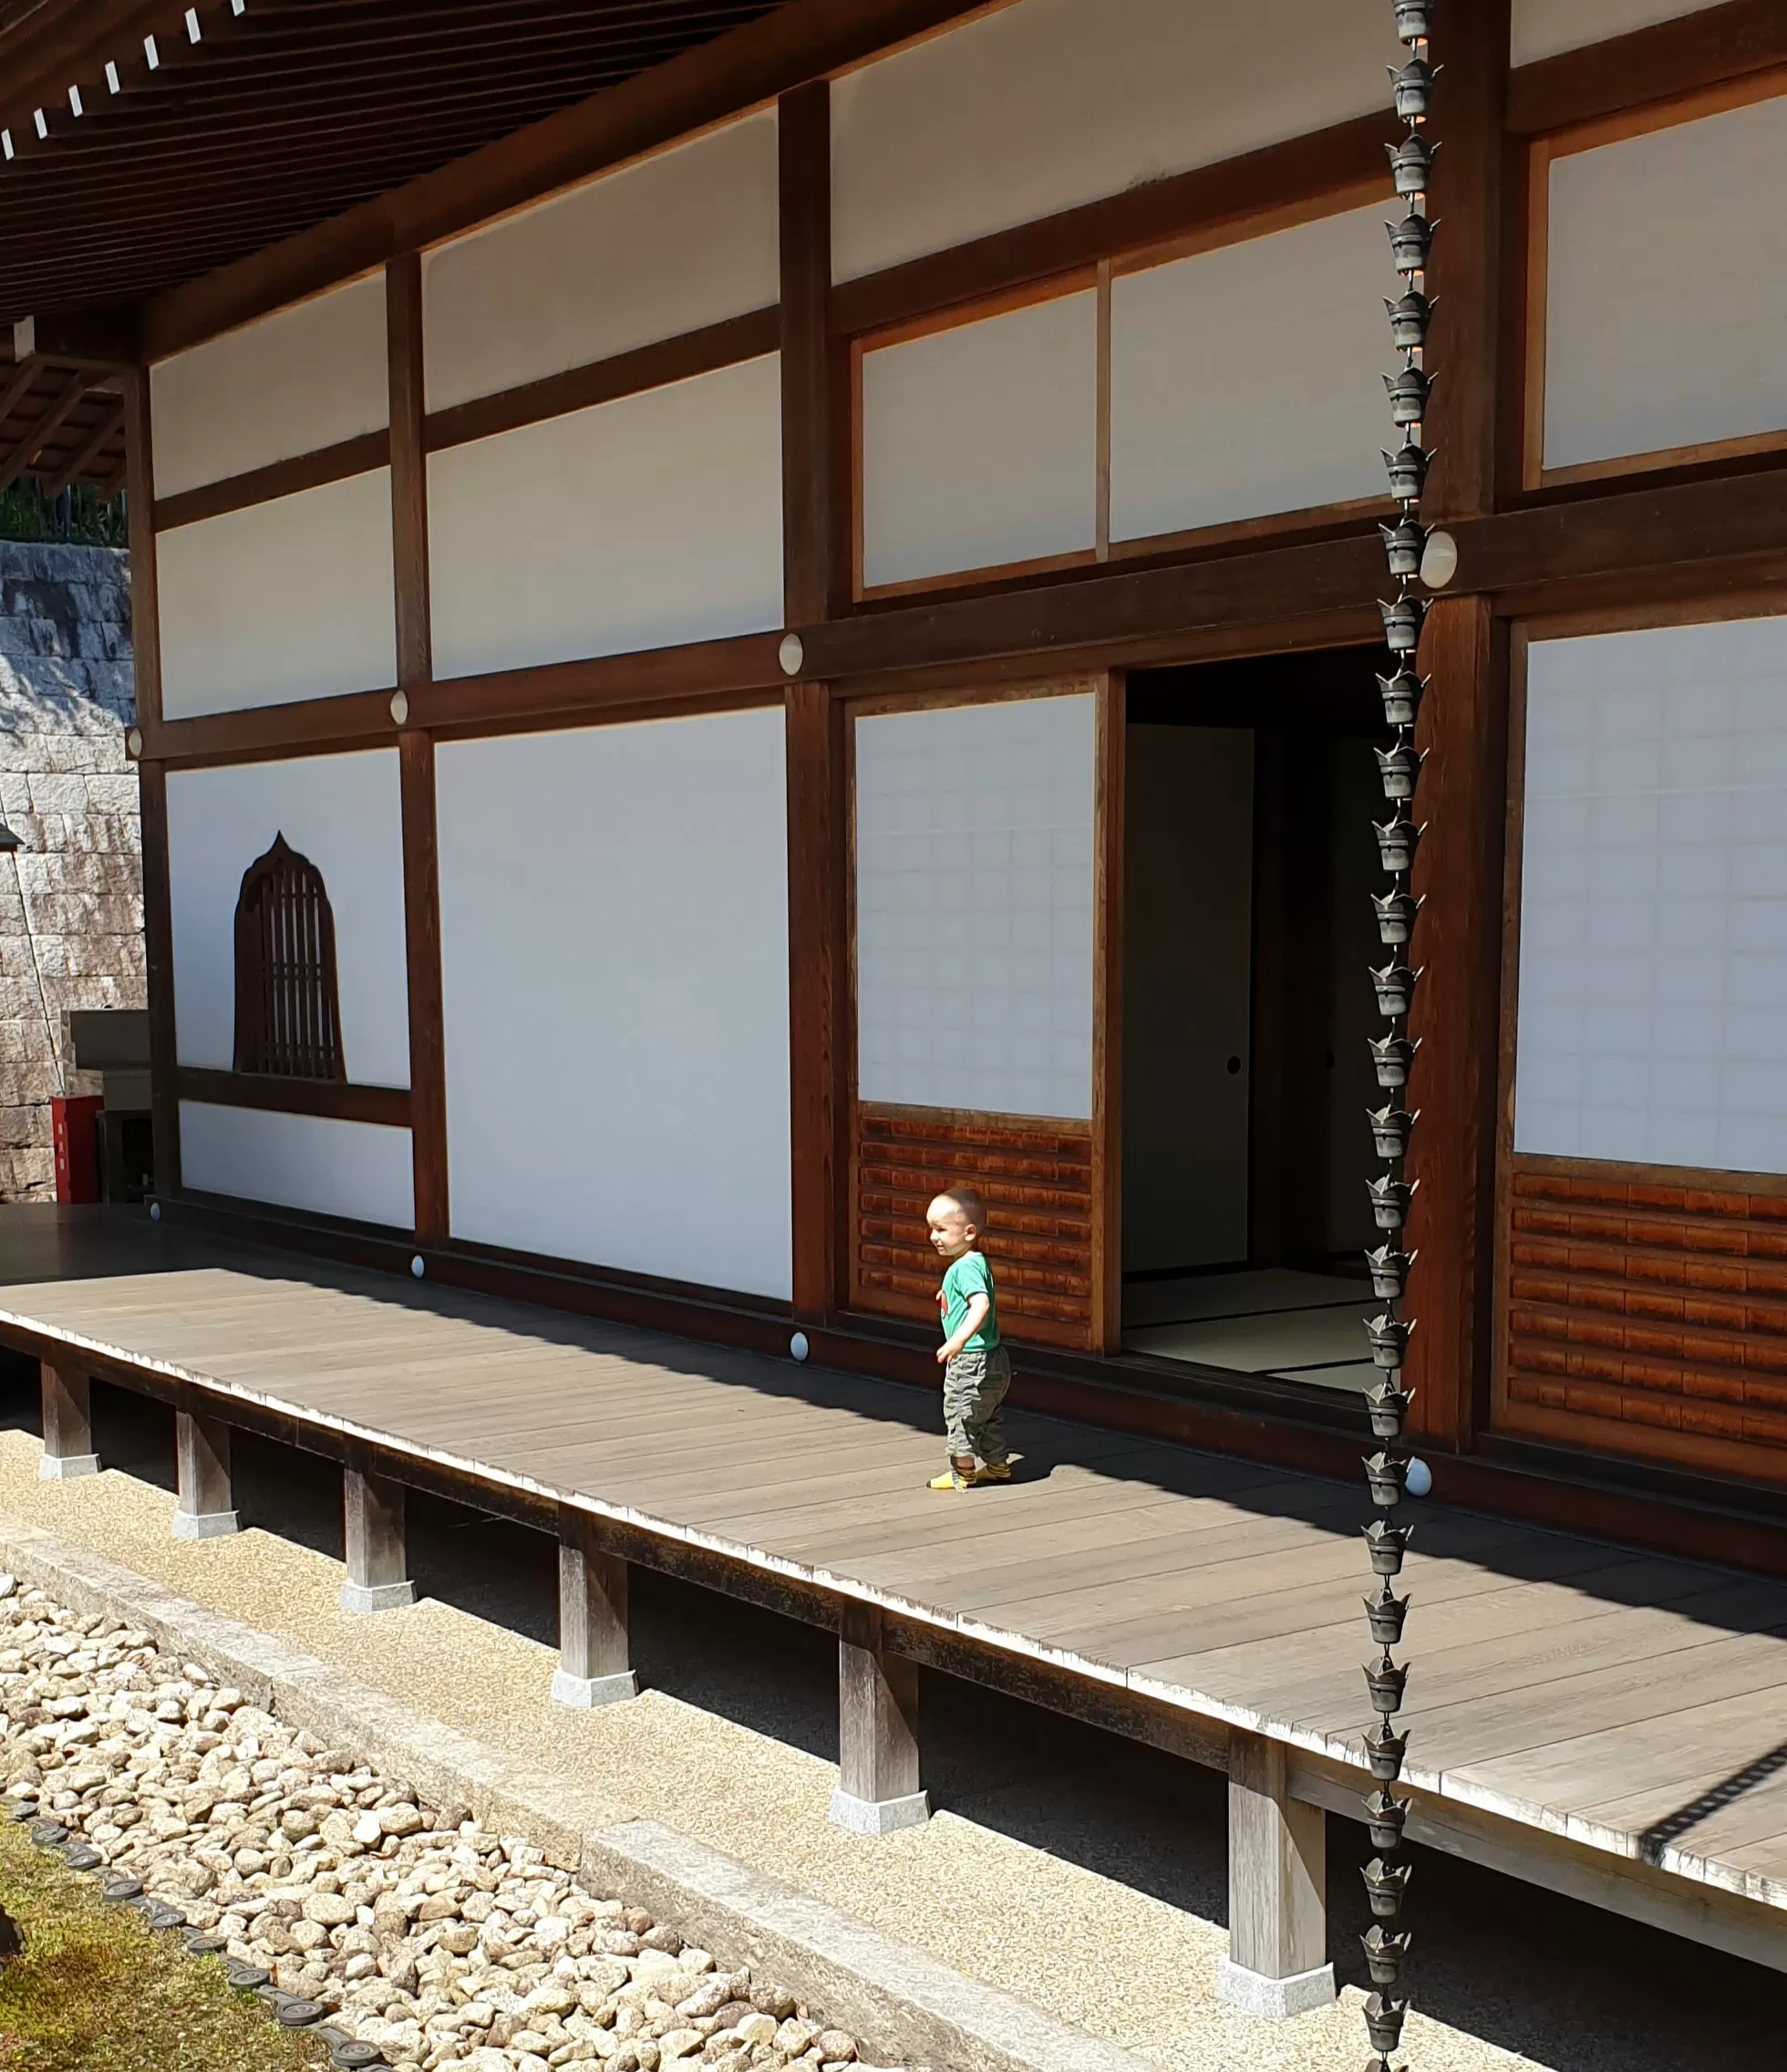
0,1818,329,2072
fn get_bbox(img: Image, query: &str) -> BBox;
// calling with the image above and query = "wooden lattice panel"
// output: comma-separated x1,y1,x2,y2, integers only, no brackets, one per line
851,1103,1096,1351
1499,1156,1787,1479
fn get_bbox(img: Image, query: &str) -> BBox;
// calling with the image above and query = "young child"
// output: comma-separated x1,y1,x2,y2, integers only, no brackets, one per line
925,1186,1012,1491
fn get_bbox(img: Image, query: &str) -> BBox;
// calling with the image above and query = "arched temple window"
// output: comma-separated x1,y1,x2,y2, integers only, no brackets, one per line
232,834,346,1080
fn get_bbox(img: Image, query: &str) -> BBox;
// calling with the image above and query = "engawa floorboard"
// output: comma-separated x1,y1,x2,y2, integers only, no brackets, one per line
2,1215,1786,1932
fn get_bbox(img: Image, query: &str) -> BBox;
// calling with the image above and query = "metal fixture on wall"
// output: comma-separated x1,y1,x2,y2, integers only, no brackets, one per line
1360,3,1437,2066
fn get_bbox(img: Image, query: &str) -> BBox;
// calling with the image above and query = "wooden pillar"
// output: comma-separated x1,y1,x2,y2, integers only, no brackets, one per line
829,1601,926,1835
172,1407,238,1538
340,1466,415,1613
38,1361,98,1480
1216,1730,1334,2017
552,1507,637,1708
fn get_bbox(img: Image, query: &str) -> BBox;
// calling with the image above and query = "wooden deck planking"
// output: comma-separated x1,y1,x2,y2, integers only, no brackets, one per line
5,1248,1787,1923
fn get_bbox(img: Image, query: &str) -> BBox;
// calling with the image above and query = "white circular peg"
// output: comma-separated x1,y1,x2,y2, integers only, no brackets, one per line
1419,528,1458,589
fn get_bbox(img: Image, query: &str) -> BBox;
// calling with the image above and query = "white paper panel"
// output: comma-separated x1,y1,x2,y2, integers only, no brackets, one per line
167,751,410,1087
1512,0,1722,66
1110,204,1387,541
856,693,1096,1119
157,470,398,719
832,0,1389,281
860,291,1097,589
151,278,388,498
437,710,791,1299
181,1103,414,1228
428,356,782,679
423,112,780,411
1514,616,1787,1176
1544,93,1787,471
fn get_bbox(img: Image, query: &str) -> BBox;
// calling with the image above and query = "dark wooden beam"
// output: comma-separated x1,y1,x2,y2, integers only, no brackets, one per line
398,731,449,1243
152,429,390,533
785,681,842,1321
174,1067,413,1128
387,253,430,690
1507,0,1787,136
0,368,88,491
0,359,42,427
779,79,842,625
11,306,137,368
1403,597,1509,1456
43,401,125,497
140,0,990,360
831,110,1389,340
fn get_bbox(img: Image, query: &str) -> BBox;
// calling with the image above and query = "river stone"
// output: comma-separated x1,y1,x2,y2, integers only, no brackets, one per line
305,1891,357,1927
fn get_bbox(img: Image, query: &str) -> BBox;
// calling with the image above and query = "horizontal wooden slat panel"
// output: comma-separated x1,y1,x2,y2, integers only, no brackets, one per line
1500,1155,1787,1479
851,1100,1096,1351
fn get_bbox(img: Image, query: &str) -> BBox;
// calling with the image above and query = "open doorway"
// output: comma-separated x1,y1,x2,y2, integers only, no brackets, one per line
1121,645,1390,1392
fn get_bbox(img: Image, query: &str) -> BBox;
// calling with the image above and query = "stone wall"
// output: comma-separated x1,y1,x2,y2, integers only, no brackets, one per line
0,542,141,1200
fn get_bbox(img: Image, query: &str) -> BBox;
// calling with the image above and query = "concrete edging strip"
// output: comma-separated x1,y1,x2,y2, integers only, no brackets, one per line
0,1513,1150,2072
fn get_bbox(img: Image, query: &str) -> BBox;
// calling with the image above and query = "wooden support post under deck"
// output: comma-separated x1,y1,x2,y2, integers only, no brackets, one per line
830,1601,927,1836
173,1407,238,1539
340,1466,415,1614
38,1360,98,1480
1217,1729,1334,2017
553,1507,637,1708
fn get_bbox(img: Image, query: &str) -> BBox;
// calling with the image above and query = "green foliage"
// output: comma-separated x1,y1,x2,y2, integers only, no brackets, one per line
0,480,128,550
0,1818,327,2071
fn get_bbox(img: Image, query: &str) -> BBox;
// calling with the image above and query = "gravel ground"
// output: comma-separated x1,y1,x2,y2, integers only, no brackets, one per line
0,1576,881,2072
0,1405,1778,2072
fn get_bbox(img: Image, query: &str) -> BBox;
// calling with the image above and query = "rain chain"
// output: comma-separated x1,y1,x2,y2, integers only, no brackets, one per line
1360,3,1439,2067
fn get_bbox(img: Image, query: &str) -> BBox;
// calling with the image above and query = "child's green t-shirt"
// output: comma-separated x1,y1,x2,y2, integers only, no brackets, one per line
941,1249,1000,1350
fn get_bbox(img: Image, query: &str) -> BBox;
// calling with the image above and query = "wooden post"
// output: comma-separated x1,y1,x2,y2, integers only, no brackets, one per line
340,1466,415,1613
38,1361,98,1480
1216,1730,1334,2017
552,1507,637,1707
172,1407,238,1538
830,1601,927,1835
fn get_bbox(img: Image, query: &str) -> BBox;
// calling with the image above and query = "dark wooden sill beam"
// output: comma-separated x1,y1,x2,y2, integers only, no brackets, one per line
175,1067,411,1128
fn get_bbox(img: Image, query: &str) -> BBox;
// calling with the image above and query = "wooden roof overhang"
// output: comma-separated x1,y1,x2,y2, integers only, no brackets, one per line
0,0,791,493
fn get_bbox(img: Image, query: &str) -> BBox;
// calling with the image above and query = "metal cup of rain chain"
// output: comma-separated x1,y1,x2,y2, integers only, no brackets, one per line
1367,1313,1414,1370
1377,668,1425,728
1376,740,1424,801
1365,1450,1410,1507
1366,1718,1410,1780
1373,889,1422,945
1364,1518,1412,1576
1369,1104,1418,1159
1383,440,1431,502
1363,1925,1413,1989
1372,961,1420,1017
1389,55,1439,120
1384,288,1434,353
1387,211,1436,275
1367,1994,1411,2055
1367,1788,1412,1852
1387,131,1437,198
1379,594,1427,655
1392,0,1434,43
1365,1580,1411,1646
1363,1857,1413,1918
1366,1650,1410,1716
1366,1371,1415,1438
1380,517,1426,579
1368,1174,1417,1229
1374,811,1422,871
1384,362,1433,427
1366,1245,1417,1304
1370,1033,1420,1090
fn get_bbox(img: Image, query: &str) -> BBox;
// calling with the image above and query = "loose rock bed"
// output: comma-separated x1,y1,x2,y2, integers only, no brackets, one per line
0,1579,901,2072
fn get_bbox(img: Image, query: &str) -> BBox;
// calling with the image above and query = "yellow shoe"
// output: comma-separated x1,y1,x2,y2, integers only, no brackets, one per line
928,1467,978,1490
979,1462,1012,1482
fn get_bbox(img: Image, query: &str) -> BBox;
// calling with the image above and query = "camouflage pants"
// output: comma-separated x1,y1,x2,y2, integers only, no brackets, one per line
943,1343,1011,1465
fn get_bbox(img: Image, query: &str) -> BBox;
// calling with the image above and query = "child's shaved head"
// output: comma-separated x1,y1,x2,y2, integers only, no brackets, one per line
935,1184,986,1227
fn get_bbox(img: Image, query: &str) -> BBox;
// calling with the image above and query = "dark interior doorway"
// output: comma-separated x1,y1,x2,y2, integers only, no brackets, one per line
1121,643,1391,1392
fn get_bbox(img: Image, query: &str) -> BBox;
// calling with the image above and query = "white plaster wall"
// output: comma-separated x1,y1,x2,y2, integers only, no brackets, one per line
151,277,388,497
157,469,398,719
860,290,1097,588
1514,616,1787,1176
428,356,782,679
832,0,1389,281
423,112,780,411
1512,0,1722,66
855,692,1096,1119
1544,92,1787,472
166,751,409,1087
1110,203,1388,541
180,1103,414,1229
436,709,792,1299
